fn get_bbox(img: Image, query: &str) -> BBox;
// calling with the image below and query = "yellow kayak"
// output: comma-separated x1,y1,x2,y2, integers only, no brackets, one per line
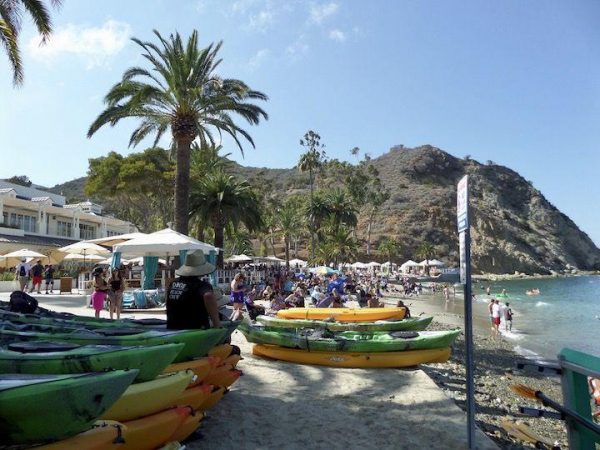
118,407,191,450
208,343,237,359
162,357,218,387
34,422,126,450
173,383,212,410
198,386,226,411
276,307,405,322
101,371,193,421
167,410,204,442
202,365,242,388
252,345,451,368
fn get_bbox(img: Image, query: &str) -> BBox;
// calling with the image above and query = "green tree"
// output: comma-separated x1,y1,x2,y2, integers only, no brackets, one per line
298,130,326,260
1,0,62,85
324,188,357,234
378,237,400,263
225,227,254,256
189,170,263,267
5,175,32,186
87,30,268,235
276,200,302,268
315,226,358,266
416,241,435,275
85,148,174,231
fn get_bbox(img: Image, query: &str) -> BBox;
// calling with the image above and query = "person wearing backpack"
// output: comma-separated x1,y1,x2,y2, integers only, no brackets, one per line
15,258,31,292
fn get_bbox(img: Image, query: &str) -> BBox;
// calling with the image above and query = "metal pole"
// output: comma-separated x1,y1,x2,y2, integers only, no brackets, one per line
463,227,476,448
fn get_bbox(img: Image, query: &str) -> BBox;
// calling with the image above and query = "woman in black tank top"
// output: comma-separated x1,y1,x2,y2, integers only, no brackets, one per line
108,268,125,320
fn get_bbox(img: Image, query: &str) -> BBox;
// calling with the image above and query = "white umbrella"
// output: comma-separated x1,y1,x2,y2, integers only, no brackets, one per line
114,228,217,257
225,254,253,263
2,248,46,259
59,241,110,267
289,258,307,267
428,259,445,267
351,262,367,269
266,255,284,262
86,232,148,247
97,256,131,265
367,261,381,267
62,253,105,263
400,259,420,268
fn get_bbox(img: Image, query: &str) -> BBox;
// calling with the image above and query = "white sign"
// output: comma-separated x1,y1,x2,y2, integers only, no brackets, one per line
457,175,469,232
459,231,466,284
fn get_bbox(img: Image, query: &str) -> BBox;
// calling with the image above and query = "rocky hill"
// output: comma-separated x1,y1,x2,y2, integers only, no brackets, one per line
47,145,600,274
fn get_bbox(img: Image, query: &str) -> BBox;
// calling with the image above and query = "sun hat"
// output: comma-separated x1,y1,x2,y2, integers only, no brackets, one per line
175,250,216,277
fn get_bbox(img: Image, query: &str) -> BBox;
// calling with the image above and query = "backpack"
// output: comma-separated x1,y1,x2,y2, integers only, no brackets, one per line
19,265,26,277
9,291,38,314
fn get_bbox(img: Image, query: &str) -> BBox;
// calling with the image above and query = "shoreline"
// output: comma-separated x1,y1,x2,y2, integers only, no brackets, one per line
472,270,600,281
382,292,568,449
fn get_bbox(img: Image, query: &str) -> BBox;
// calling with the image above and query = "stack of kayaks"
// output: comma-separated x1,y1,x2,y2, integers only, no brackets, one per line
244,307,458,368
0,306,243,448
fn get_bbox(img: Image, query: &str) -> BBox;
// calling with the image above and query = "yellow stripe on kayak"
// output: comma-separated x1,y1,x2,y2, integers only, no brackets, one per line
118,406,191,450
101,371,193,422
252,344,451,368
276,307,405,322
34,423,127,450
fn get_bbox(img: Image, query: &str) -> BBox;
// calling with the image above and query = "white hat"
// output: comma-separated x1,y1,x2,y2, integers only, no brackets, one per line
175,250,216,277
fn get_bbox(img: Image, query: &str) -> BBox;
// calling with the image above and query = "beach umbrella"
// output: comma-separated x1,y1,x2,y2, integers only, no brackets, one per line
86,232,148,247
311,266,338,275
428,259,445,267
113,228,217,257
58,241,110,267
289,258,307,267
62,253,105,263
2,249,46,259
225,254,253,263
367,261,381,267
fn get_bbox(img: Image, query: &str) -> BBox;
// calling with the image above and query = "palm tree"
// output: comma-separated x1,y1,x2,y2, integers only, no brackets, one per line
1,0,62,85
378,237,399,263
298,130,326,259
416,241,435,275
315,227,358,266
324,188,357,233
87,30,268,235
277,202,301,268
225,227,254,256
189,170,263,267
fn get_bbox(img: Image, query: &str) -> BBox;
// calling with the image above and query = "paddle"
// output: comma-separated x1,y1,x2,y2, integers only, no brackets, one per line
511,383,600,436
501,418,560,449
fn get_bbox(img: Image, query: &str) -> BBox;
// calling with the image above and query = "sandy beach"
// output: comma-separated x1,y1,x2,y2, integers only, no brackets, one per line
0,291,570,449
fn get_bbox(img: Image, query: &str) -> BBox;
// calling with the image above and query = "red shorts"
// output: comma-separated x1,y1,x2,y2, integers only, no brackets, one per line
493,317,501,325
32,276,42,285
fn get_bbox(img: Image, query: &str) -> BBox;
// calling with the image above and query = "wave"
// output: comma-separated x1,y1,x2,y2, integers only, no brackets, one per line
499,328,524,341
535,301,550,307
513,345,541,358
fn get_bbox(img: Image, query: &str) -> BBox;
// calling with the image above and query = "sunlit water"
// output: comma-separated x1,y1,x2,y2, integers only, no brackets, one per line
449,275,600,359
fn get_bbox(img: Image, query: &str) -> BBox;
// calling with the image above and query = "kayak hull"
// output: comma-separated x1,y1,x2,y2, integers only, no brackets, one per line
256,314,433,331
276,307,405,322
0,370,138,444
253,344,452,368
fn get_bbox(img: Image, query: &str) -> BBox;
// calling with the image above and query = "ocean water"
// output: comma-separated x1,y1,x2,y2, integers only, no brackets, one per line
469,275,600,359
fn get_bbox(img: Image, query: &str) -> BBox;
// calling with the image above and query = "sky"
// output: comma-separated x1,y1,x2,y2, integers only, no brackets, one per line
1,0,599,244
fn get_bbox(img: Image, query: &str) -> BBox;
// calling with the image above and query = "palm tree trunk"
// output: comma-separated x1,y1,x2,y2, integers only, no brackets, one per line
366,217,373,256
214,223,225,268
309,170,315,261
196,222,205,242
174,139,192,235
284,235,290,269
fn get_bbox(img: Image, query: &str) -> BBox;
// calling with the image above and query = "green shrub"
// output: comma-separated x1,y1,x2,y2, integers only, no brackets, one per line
1,272,16,281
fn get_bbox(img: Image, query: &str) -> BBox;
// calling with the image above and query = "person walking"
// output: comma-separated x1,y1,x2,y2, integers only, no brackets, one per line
29,260,44,294
15,258,31,292
44,264,55,294
503,302,513,332
491,299,501,335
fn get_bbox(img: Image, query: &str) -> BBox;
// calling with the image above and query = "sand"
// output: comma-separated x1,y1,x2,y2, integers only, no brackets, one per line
0,292,498,449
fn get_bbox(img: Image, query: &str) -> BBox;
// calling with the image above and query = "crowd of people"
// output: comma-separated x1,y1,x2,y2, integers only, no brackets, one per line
90,265,126,319
14,258,56,294
487,297,514,335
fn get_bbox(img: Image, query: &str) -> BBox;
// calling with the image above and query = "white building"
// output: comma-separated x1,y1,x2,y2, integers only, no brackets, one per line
0,180,136,254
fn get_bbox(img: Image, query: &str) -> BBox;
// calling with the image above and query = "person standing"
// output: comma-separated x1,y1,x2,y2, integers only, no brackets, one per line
230,273,246,321
91,266,109,319
108,267,125,320
15,258,31,292
491,299,501,335
503,302,513,332
29,260,44,294
44,264,56,294
166,251,221,329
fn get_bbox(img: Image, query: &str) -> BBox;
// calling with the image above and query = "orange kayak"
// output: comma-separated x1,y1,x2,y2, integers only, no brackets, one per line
202,365,242,388
34,422,126,450
277,307,405,322
162,356,219,386
118,407,191,450
174,383,213,410
199,386,226,411
167,410,204,443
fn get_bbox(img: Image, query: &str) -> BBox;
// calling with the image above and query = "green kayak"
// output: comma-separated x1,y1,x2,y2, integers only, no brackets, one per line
0,307,239,344
0,370,138,444
0,321,226,363
255,314,433,332
240,323,461,352
0,342,183,382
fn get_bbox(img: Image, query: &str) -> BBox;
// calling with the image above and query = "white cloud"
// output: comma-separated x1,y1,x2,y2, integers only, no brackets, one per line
27,20,132,69
231,0,260,15
247,48,270,71
286,36,309,61
329,29,346,42
195,0,207,13
247,9,274,32
309,2,339,24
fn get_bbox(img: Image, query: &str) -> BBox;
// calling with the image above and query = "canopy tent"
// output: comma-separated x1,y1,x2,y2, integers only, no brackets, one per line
351,262,368,269
400,259,420,268
113,228,219,289
288,258,307,267
427,259,446,267
266,255,284,262
86,232,148,247
97,256,131,266
225,254,253,263
381,261,397,267
252,255,283,265
367,261,381,267
127,256,167,266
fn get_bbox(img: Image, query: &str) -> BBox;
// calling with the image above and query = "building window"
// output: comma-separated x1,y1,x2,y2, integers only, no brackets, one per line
9,213,37,232
57,221,72,237
106,230,121,237
79,223,96,240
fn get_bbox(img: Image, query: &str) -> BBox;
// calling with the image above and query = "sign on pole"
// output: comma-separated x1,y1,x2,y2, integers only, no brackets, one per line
457,175,476,449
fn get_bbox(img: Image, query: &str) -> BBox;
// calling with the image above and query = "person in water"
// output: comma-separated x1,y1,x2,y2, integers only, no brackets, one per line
166,251,221,329
491,299,501,335
503,302,513,332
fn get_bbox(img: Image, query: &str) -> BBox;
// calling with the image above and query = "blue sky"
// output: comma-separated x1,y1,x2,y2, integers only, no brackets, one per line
1,0,599,244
